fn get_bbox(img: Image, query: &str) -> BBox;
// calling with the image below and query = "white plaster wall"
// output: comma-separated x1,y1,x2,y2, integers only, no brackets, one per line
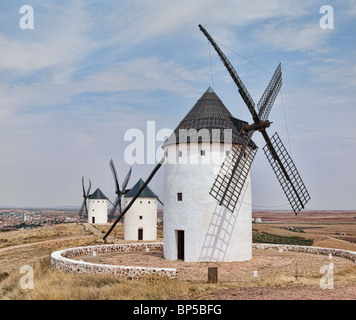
163,142,253,262
88,199,108,224
124,197,157,241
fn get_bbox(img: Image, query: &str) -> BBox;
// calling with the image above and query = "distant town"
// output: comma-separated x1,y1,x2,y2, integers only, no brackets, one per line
0,208,84,231
0,208,164,232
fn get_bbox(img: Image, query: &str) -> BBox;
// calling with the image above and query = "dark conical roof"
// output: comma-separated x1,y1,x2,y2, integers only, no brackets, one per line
163,87,253,147
125,179,158,198
89,188,108,200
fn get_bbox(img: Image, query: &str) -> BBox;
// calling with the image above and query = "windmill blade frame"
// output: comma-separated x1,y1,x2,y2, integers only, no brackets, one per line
78,199,86,216
121,167,132,192
82,176,86,196
87,179,92,195
199,24,259,122
110,158,120,193
84,199,89,216
263,132,311,214
257,63,282,121
108,196,120,220
108,160,132,221
78,177,91,217
210,130,258,213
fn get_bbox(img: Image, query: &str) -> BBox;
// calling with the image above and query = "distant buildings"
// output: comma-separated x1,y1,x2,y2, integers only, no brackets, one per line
0,209,83,231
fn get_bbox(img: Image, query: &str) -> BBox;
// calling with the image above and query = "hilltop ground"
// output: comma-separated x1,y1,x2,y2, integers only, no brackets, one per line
0,210,355,300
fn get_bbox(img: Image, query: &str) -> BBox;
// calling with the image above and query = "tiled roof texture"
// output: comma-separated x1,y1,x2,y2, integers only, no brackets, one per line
125,179,158,199
163,87,254,147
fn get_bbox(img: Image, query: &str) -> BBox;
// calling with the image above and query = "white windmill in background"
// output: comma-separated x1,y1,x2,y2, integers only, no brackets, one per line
124,178,159,241
78,177,109,224
88,188,108,224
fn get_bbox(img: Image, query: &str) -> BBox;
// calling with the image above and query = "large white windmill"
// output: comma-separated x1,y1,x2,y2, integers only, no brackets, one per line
162,86,255,262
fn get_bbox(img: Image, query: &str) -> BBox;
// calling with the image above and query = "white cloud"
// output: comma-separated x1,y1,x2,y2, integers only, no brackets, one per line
341,0,356,16
96,0,316,50
0,1,94,75
310,63,356,91
82,56,207,96
255,22,331,53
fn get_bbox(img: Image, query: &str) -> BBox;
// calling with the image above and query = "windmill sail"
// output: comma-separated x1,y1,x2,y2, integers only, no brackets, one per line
121,166,132,191
108,159,132,221
210,130,257,213
257,63,282,121
263,132,311,214
199,24,259,122
199,24,310,214
78,177,91,217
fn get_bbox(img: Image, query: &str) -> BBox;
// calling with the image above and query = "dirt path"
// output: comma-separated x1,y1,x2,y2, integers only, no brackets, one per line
0,235,92,254
0,223,117,254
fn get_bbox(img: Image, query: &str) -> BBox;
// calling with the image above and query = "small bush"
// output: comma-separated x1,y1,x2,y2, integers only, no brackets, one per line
0,272,9,282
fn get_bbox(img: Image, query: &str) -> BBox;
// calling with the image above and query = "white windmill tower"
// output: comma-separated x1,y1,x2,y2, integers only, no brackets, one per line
162,86,255,262
88,188,108,224
124,179,159,241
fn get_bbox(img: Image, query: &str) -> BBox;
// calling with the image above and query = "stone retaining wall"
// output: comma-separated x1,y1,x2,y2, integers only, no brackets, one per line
51,242,355,280
253,243,356,262
51,242,177,280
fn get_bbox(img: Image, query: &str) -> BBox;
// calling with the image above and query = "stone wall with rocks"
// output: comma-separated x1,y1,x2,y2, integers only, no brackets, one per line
51,242,355,280
253,243,356,262
51,242,177,280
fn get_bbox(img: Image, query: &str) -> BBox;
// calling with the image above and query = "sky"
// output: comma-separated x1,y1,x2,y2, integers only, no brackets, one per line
0,0,355,211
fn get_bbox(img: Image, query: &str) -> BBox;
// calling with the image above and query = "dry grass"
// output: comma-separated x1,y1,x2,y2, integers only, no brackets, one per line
92,223,124,239
0,224,204,300
1,256,208,300
3,258,354,300
0,223,91,249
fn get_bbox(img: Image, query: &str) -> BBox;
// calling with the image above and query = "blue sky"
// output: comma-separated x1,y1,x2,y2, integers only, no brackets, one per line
0,0,355,210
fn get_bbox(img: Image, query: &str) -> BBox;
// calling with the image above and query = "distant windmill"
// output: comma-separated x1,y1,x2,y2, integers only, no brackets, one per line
108,158,132,222
78,177,91,218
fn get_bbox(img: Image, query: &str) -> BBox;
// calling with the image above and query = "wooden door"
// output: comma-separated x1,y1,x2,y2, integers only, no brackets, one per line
138,228,143,240
177,230,184,260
